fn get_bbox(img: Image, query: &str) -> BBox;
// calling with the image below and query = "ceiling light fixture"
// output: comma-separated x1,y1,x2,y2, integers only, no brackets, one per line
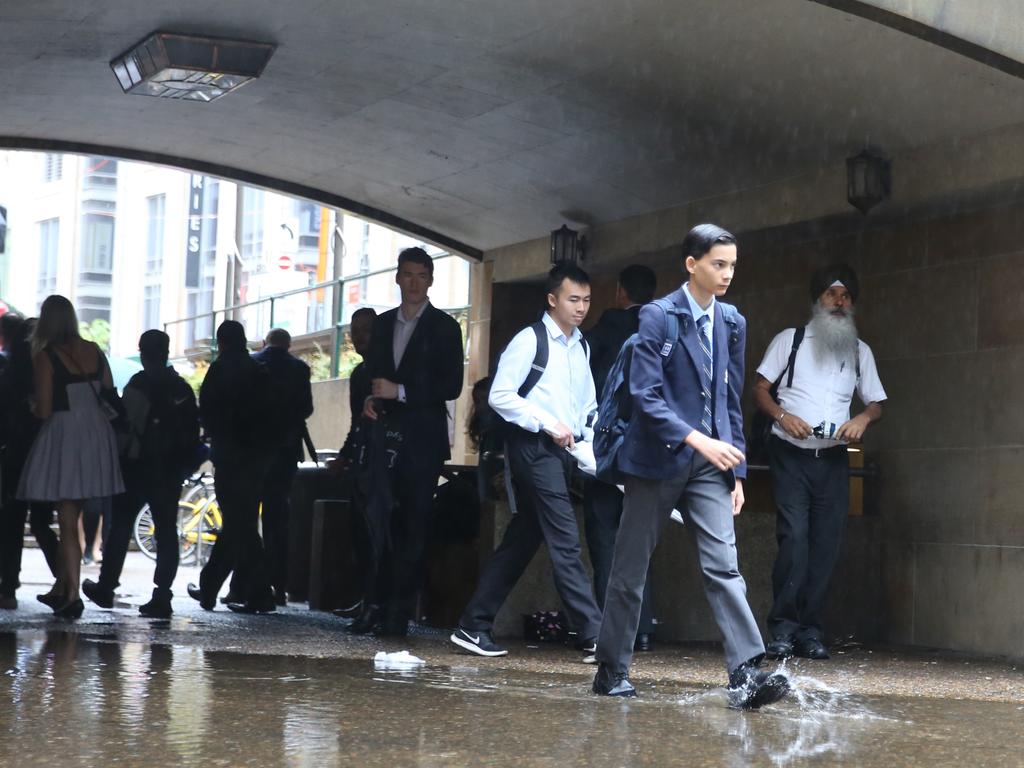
110,32,275,103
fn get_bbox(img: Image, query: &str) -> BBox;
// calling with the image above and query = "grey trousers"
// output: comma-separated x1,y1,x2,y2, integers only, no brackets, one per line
596,455,765,674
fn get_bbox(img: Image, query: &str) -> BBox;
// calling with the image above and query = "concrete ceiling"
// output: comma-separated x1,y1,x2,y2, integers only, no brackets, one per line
3,0,1024,256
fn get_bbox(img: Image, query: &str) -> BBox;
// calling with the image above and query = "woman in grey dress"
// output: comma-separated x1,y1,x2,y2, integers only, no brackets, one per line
17,295,124,618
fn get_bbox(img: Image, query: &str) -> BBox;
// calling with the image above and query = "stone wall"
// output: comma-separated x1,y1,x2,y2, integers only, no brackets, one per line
485,199,1024,659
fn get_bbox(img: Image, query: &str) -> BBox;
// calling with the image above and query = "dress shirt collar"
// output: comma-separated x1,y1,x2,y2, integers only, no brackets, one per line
397,300,429,325
682,282,715,322
541,311,583,347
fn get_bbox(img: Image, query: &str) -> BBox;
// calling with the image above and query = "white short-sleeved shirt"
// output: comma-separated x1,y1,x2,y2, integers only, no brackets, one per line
756,326,887,449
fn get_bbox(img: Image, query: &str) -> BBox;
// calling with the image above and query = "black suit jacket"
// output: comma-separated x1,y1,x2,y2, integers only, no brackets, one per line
585,305,642,399
366,302,464,461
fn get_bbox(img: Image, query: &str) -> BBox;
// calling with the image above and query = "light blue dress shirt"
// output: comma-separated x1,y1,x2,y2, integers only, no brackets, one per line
682,281,715,362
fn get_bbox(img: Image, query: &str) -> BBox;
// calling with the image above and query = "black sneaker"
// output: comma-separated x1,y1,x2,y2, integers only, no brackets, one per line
82,578,114,609
727,656,790,710
450,627,508,657
580,638,598,664
139,589,173,619
592,663,637,697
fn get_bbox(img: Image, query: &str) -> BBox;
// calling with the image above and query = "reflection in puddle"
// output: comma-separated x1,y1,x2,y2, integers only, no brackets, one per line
0,631,1021,767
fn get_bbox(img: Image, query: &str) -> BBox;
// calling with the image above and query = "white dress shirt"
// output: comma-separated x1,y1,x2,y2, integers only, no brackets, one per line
392,301,429,403
489,312,597,441
756,326,888,449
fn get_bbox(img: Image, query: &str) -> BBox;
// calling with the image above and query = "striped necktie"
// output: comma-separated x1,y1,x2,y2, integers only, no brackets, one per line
697,314,713,435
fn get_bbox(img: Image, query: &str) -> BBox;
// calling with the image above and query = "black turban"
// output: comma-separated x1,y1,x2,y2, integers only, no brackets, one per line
809,263,859,304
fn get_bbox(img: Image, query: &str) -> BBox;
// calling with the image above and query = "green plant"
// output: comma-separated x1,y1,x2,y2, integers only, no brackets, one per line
79,318,111,352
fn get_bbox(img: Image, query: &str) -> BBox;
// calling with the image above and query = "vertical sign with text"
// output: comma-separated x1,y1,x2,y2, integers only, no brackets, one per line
185,175,204,289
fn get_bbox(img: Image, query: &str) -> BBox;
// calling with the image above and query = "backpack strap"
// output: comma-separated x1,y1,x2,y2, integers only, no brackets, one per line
651,298,679,361
769,326,805,396
517,321,549,398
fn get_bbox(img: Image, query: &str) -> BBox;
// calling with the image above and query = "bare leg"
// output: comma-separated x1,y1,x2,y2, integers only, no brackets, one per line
56,500,82,603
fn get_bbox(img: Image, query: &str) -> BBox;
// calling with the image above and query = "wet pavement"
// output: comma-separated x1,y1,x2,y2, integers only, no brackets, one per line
0,551,1022,766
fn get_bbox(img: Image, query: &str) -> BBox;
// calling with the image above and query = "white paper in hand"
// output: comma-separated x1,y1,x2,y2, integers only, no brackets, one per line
566,441,597,477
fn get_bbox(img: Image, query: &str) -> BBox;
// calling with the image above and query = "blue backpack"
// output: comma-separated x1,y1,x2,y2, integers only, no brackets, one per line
593,298,739,484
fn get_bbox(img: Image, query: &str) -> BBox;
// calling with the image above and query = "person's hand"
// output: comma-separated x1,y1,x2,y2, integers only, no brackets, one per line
546,422,576,450
686,432,745,472
777,411,813,440
836,413,870,443
372,378,400,400
731,479,745,517
362,396,379,421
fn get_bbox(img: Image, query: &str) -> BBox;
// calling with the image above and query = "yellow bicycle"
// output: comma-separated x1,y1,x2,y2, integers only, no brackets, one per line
133,473,222,565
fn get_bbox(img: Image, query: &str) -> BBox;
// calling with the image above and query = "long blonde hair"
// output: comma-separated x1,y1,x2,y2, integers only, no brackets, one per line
31,294,81,357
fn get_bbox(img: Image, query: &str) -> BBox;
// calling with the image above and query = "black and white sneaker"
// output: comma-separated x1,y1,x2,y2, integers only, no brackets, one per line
580,638,598,664
450,627,508,657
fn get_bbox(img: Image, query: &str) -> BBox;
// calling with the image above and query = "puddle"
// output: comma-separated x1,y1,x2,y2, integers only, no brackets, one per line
0,631,1020,767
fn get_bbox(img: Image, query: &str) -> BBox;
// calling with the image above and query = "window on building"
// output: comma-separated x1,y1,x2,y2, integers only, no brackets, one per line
83,156,118,189
43,154,62,183
77,295,111,324
146,195,165,276
80,212,115,277
37,218,60,299
241,186,264,266
142,284,161,330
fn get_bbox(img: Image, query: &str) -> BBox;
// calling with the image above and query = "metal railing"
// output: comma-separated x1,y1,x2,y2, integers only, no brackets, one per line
164,259,470,378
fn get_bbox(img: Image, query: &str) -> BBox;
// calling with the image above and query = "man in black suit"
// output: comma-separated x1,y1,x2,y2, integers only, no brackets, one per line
583,265,657,650
349,247,464,636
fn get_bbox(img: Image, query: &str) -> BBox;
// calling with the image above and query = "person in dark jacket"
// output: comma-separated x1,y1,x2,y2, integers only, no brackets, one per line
349,247,464,636
83,330,200,618
250,327,314,605
583,264,657,649
0,316,59,609
188,321,275,614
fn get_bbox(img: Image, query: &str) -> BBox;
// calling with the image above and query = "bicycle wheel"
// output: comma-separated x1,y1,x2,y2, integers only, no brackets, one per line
133,506,158,560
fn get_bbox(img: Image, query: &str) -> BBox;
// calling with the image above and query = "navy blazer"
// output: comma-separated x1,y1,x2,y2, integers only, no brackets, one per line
617,287,747,485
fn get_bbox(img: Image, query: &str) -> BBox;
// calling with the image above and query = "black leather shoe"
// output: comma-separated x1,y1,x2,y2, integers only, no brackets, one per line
592,663,637,697
273,587,288,607
82,578,114,609
634,632,653,652
346,604,381,634
219,590,244,605
794,637,830,660
187,583,216,611
728,656,790,710
765,636,794,660
225,598,276,615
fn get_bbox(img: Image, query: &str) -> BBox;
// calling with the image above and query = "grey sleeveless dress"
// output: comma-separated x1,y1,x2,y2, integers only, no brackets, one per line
16,348,124,501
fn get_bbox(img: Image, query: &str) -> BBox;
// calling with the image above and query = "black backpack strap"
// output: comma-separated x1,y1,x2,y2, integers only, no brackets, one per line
651,298,679,360
784,326,806,388
517,321,549,398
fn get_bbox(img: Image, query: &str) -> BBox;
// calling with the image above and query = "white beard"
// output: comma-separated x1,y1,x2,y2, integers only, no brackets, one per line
809,302,859,367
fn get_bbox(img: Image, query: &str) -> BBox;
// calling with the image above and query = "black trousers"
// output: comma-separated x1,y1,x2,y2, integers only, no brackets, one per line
767,436,849,642
260,448,299,596
0,447,58,596
201,452,272,604
99,465,180,594
583,478,654,635
459,430,602,640
365,425,445,626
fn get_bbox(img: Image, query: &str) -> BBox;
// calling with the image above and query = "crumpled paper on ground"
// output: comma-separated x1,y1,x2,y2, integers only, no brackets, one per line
373,650,425,669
